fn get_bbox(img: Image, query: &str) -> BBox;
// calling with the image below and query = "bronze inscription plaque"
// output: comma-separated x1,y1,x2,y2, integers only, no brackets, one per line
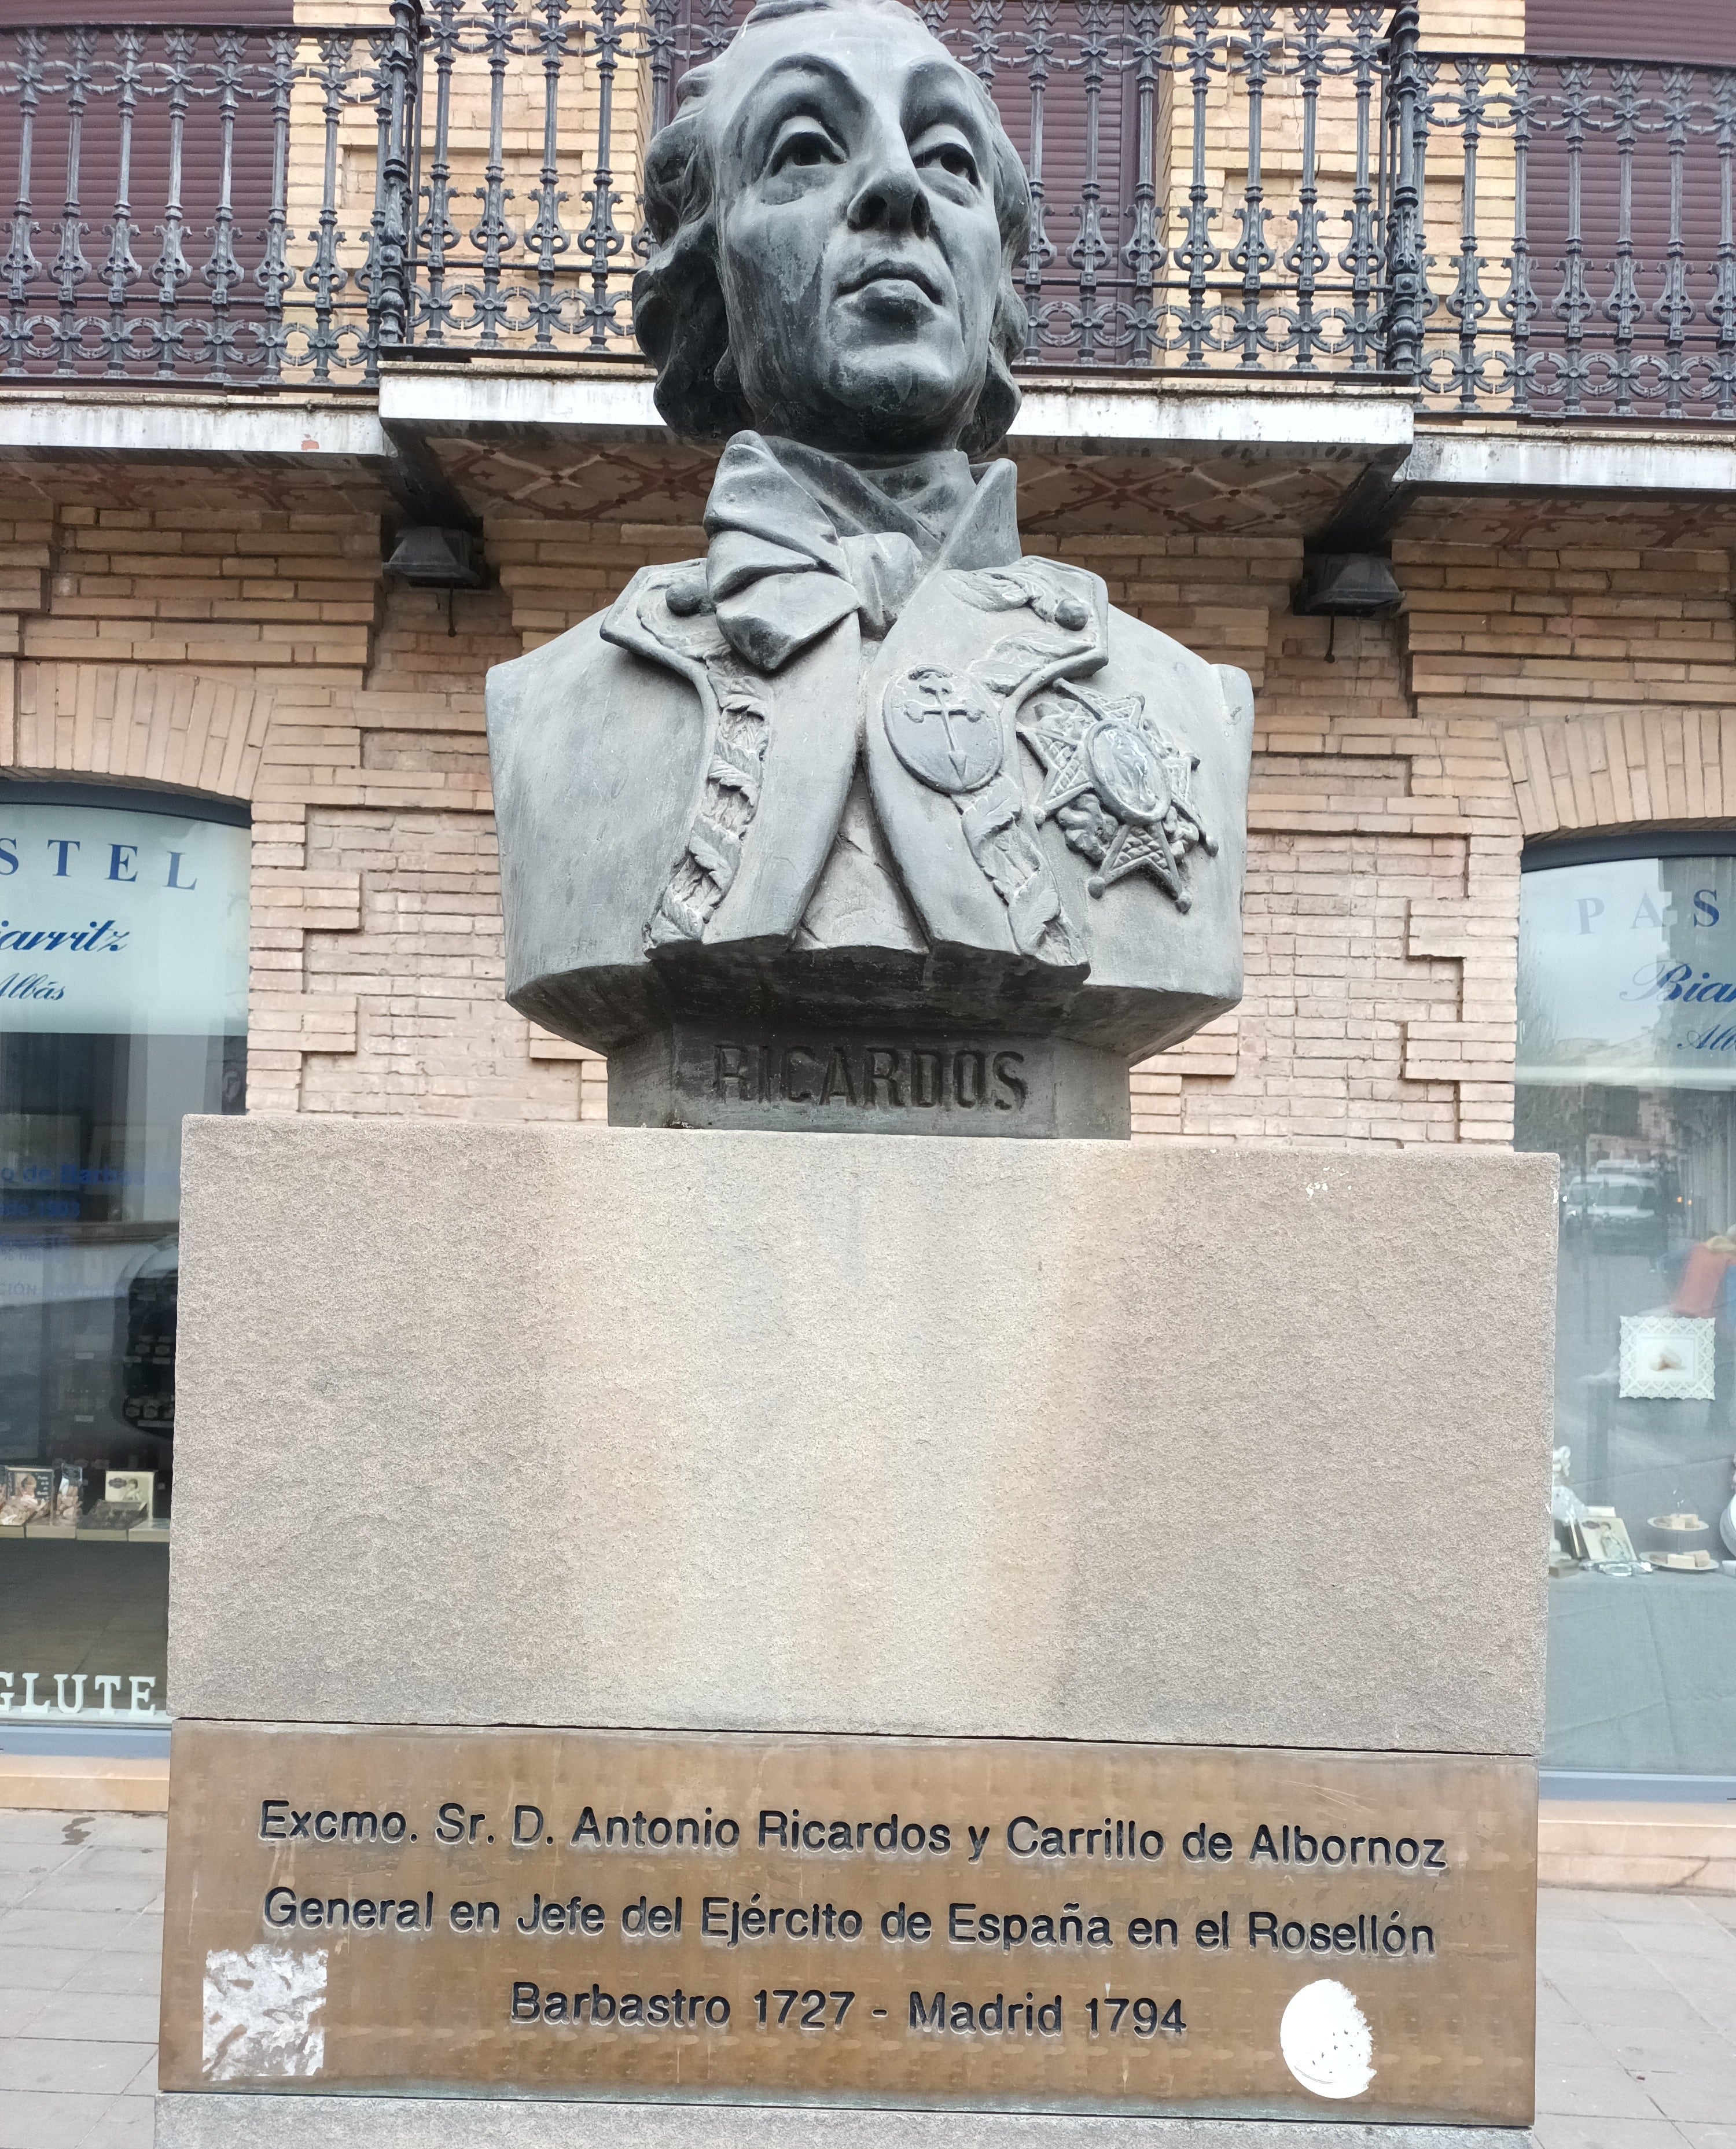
160,1723,1535,2122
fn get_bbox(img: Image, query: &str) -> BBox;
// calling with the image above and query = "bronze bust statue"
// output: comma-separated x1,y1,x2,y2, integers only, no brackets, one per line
487,0,1252,1136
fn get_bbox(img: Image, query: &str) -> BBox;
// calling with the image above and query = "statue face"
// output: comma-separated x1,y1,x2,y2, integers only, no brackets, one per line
711,10,1007,456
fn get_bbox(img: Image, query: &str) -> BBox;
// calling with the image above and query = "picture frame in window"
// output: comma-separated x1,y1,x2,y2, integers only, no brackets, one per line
0,1466,53,1528
1575,1510,1639,1567
1618,1313,1716,1401
102,1470,155,1520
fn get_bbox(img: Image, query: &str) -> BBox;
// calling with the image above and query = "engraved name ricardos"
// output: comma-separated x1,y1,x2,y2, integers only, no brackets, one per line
705,1043,1028,1113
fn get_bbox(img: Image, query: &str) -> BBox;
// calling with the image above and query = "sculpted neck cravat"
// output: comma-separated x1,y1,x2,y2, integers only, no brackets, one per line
702,432,980,674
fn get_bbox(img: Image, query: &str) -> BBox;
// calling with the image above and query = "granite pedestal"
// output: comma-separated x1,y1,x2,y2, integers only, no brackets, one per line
156,1119,1555,2146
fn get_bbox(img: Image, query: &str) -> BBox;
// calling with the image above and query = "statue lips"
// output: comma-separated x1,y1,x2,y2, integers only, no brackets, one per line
837,255,949,325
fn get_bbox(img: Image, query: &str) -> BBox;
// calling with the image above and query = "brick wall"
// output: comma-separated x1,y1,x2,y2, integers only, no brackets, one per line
2,455,1728,1149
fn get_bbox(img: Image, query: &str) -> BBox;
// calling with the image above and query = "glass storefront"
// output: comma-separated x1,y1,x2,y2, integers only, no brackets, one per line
1517,841,1736,1781
0,783,247,1734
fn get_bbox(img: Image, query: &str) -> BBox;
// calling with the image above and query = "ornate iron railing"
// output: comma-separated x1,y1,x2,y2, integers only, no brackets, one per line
0,2,1733,420
1409,49,1736,420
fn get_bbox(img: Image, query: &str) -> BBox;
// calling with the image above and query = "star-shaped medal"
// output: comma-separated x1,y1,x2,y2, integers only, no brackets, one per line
1017,682,1213,910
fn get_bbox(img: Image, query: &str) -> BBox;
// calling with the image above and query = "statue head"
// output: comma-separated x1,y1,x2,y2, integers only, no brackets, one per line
634,0,1030,458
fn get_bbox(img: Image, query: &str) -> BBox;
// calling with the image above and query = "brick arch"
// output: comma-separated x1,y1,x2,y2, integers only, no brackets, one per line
1503,709,1736,840
4,660,269,800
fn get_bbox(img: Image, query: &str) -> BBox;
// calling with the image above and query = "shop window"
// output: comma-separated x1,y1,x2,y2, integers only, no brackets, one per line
0,782,247,1732
1516,840,1736,1780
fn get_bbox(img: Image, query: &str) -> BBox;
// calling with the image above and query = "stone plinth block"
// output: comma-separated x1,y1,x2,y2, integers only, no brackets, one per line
171,1119,1555,1755
155,2097,1535,2149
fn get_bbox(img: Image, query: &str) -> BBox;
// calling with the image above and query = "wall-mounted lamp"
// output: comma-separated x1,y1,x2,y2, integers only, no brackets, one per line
385,526,486,589
1292,552,1403,662
384,525,486,635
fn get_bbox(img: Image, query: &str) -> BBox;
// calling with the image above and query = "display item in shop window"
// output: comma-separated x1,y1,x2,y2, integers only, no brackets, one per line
1549,1446,1588,1575
80,1468,155,1538
1573,1510,1642,1572
0,1466,52,1529
52,1466,82,1526
102,1469,155,1518
483,0,1254,1138
79,1501,147,1537
26,1463,84,1539
1648,1513,1715,1573
1618,1312,1717,1401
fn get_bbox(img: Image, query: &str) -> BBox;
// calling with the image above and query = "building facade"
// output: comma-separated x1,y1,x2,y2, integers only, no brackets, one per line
1,0,1734,1810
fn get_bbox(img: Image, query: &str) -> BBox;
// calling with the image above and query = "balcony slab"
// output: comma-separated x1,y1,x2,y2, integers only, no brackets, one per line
1402,424,1736,499
377,360,1417,466
375,362,1418,537
0,388,388,466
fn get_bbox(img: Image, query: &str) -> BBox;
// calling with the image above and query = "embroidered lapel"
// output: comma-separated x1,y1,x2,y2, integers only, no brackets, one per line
602,562,860,952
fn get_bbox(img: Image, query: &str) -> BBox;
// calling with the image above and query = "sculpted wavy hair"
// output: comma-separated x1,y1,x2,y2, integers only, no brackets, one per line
632,0,1031,455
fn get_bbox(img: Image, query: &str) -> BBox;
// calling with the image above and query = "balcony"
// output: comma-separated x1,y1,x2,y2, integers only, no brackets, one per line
3,3,1736,524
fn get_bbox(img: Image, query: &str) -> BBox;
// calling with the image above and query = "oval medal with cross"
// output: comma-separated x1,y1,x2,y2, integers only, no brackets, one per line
884,665,1005,795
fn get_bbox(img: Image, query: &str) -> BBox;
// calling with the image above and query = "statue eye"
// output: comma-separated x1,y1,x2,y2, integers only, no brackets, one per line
770,123,839,175
915,135,979,186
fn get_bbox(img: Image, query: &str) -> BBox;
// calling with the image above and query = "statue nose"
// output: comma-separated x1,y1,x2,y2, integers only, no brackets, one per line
846,154,932,240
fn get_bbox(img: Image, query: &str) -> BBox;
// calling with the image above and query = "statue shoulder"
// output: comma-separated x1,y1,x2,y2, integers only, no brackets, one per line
486,563,706,743
1102,601,1255,754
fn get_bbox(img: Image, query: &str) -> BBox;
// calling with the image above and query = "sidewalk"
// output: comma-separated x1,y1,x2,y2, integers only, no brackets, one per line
0,1811,159,2148
0,1808,1732,2147
1536,1886,1736,2149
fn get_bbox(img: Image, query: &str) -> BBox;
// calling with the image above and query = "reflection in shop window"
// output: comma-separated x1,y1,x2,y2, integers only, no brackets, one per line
0,786,247,1729
1517,847,1736,1779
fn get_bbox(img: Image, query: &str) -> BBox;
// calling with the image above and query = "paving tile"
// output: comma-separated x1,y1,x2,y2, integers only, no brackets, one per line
0,1843,71,1875
0,1944,93,1992
80,2098,156,2148
1535,2060,1674,2119
0,1986,71,2034
104,1911,163,1955
1578,1973,1706,2016
0,1813,91,1845
0,2088,117,2149
1568,1985,1719,2032
0,1876,64,1915
24,1873,167,1915
0,1905,152,1945
1609,2027,1736,2069
1536,1981,1586,2026
1590,1891,1717,1922
1533,2015,1630,2070
1543,1956,1679,1995
61,1952,160,1998
0,2032,156,2095
24,1989,164,2043
1676,2127,1736,2148
1538,1894,1623,1929
1630,1922,1736,1959
76,1848,170,1881
1533,2119,1693,2149
1638,2070,1736,2127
